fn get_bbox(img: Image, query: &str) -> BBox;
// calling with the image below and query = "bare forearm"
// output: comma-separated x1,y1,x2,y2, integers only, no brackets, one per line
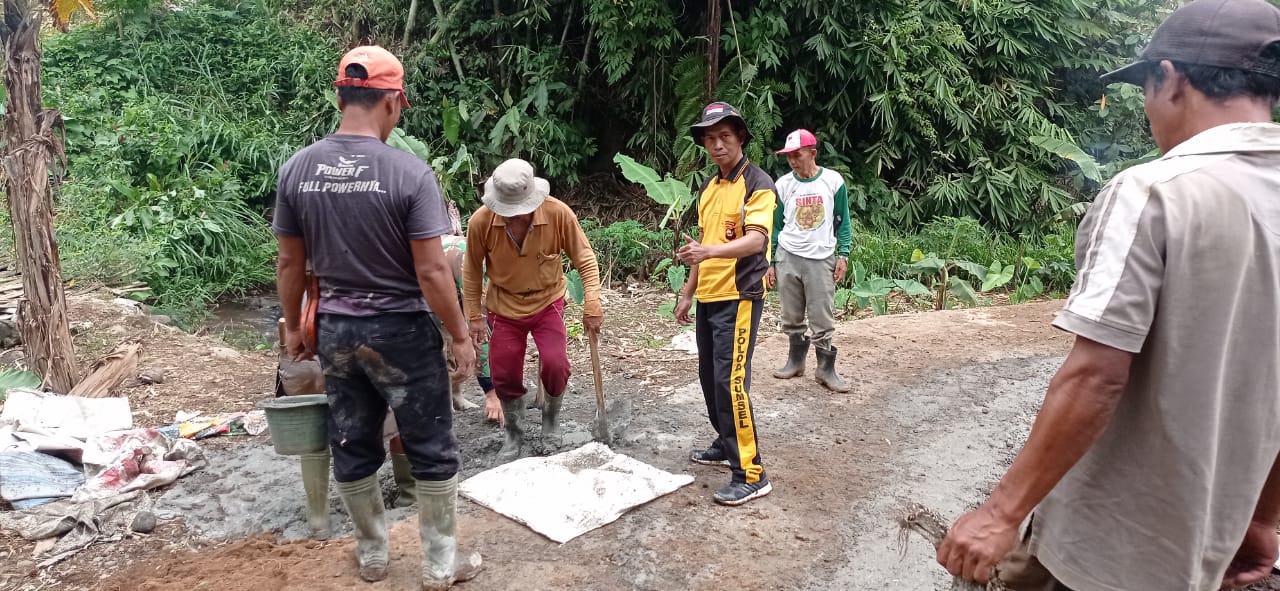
708,231,767,260
984,342,1128,524
681,264,701,297
277,258,306,331
1252,452,1280,525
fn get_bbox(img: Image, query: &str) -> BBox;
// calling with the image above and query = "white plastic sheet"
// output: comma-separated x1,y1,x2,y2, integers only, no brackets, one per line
0,389,132,439
459,443,693,544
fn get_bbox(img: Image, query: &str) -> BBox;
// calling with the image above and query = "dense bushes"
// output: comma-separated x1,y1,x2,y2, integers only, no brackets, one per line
23,0,1183,320
40,1,339,322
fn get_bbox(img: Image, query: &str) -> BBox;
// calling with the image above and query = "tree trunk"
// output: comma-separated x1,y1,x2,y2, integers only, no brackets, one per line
706,0,721,99
1,0,80,393
401,0,419,46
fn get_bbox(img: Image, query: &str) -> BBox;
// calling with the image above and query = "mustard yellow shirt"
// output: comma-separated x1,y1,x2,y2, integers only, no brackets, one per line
463,197,603,320
694,157,777,302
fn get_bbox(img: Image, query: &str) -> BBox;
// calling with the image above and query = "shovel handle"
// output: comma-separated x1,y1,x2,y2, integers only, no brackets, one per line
588,331,605,409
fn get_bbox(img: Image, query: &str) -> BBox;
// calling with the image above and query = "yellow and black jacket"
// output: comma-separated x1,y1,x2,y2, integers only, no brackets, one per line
694,156,777,302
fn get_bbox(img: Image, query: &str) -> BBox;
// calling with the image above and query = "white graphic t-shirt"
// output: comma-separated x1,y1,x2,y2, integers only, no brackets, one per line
772,167,850,261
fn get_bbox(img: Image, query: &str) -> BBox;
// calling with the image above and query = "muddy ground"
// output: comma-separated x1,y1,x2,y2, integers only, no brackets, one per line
1,292,1277,590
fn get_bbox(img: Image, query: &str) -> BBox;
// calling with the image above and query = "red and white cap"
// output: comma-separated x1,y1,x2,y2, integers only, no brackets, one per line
775,129,817,154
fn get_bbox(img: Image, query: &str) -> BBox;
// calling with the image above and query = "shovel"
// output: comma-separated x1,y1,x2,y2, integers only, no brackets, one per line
588,330,610,443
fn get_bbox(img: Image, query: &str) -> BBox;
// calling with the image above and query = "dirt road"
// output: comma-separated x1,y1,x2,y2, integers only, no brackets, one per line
9,296,1275,590
72,299,1071,590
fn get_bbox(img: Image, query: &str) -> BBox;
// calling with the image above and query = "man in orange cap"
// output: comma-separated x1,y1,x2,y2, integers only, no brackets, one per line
274,45,481,589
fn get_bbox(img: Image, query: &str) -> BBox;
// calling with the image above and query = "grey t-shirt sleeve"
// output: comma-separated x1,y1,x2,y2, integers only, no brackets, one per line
1053,176,1166,353
271,166,302,237
405,168,452,241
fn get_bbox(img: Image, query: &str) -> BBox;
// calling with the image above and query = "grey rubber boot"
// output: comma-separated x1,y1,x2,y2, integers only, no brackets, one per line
814,345,851,393
497,398,524,462
300,451,332,540
541,394,563,447
417,475,483,590
335,474,389,582
773,334,809,379
391,452,417,508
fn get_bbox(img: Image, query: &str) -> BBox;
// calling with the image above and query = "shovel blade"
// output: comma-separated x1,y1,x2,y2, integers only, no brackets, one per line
591,412,610,443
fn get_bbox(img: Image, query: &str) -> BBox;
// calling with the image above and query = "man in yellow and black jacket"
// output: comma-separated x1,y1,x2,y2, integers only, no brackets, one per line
675,102,776,506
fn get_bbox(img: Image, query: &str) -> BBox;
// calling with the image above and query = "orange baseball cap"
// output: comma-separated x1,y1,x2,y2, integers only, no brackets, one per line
334,45,410,108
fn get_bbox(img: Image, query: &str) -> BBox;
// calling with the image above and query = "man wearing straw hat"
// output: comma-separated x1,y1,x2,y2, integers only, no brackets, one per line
274,44,481,589
463,158,604,462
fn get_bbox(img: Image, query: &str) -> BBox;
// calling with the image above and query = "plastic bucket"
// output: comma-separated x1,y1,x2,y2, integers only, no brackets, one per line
256,394,329,455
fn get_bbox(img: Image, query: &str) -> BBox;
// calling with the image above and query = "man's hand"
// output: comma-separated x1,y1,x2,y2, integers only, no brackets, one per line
765,267,777,289
834,257,848,283
284,327,315,361
936,504,1020,584
676,234,712,266
583,314,603,335
1222,519,1279,588
484,389,504,426
675,293,694,326
469,318,489,345
450,334,477,383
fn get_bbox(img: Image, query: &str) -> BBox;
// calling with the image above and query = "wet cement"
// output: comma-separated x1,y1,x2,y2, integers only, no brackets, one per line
155,385,635,544
807,355,1057,590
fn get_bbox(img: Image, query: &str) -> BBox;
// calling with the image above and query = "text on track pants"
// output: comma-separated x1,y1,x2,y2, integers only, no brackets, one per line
696,299,766,484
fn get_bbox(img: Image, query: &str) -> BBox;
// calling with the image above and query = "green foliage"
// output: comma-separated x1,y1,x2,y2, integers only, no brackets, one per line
613,153,695,229
43,0,337,319
582,220,672,282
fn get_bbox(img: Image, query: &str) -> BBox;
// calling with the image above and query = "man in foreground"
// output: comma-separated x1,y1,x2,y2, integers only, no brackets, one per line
274,45,481,589
765,128,853,392
937,1,1280,589
463,158,603,461
675,102,776,506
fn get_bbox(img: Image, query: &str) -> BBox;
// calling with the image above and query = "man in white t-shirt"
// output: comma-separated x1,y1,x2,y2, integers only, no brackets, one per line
765,129,852,392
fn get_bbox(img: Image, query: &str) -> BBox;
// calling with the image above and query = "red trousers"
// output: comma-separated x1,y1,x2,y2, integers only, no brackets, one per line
488,298,570,402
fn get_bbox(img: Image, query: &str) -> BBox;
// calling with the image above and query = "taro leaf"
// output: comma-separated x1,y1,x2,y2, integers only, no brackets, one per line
835,288,853,310
981,261,1015,292
901,252,945,275
565,270,584,304
947,275,979,305
852,276,895,299
952,260,988,281
613,153,695,229
849,260,868,284
387,128,431,161
666,264,688,295
1029,135,1104,183
892,279,932,297
443,104,462,146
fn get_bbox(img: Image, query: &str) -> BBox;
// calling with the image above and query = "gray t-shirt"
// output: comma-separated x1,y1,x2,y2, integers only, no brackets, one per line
1031,123,1280,591
272,134,451,315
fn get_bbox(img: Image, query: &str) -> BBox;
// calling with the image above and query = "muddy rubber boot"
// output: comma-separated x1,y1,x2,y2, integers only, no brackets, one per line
497,398,524,462
541,394,563,447
300,451,332,540
773,334,809,379
814,345,850,393
391,452,417,508
335,475,389,582
417,475,483,590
